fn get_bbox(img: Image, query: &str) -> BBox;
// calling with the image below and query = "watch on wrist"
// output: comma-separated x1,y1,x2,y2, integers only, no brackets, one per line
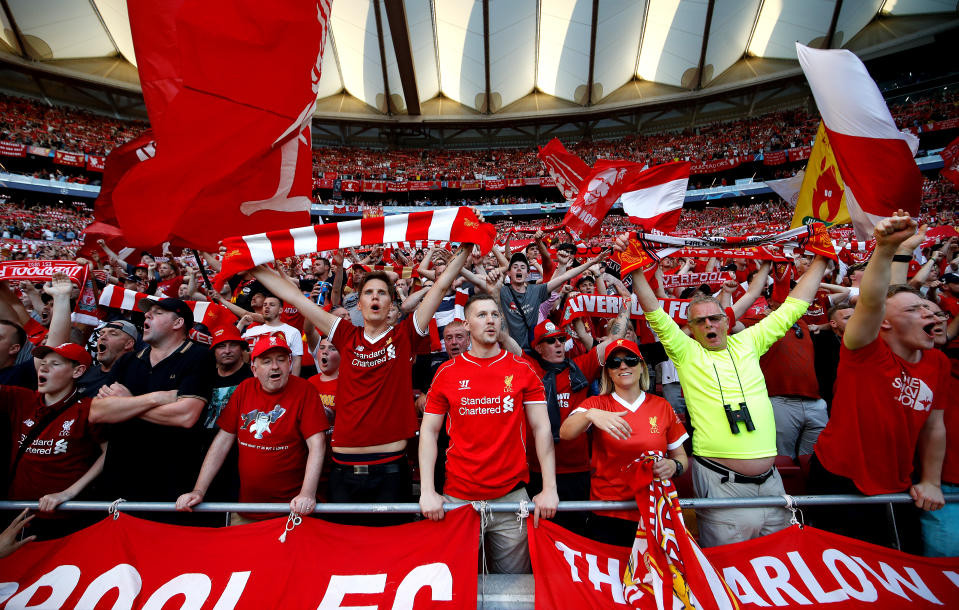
892,254,912,263
672,458,684,477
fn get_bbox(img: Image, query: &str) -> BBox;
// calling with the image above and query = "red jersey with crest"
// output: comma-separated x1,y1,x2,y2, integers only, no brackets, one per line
2,387,105,502
574,392,687,521
217,376,328,511
814,337,951,494
425,350,546,500
329,315,428,447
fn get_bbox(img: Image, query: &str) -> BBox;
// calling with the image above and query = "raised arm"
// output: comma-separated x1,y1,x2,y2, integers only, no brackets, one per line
546,249,609,293
843,212,917,351
252,265,338,338
731,261,771,320
41,273,73,347
413,245,470,332
787,255,828,304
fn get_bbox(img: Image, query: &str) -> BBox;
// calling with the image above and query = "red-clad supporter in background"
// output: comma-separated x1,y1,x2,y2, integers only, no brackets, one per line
250,243,473,525
561,339,688,547
809,212,951,553
419,293,558,574
176,333,327,523
2,343,106,540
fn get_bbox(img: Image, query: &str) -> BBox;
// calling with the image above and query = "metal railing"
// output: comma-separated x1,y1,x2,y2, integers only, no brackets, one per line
2,493,956,514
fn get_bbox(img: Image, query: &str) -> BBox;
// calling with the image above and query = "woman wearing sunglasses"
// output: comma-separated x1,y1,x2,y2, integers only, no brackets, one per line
560,339,689,546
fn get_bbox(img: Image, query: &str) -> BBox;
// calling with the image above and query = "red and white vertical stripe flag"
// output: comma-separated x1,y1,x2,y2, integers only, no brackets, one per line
796,43,922,240
215,208,496,289
621,161,690,234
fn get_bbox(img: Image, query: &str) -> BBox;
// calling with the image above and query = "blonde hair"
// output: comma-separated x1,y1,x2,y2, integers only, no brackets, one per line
599,356,649,395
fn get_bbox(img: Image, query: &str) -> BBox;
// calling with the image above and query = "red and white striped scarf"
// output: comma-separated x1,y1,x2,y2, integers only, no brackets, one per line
98,285,236,334
215,208,495,289
623,453,740,610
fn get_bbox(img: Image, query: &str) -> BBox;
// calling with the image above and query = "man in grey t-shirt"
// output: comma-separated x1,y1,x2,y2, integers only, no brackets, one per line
495,251,606,350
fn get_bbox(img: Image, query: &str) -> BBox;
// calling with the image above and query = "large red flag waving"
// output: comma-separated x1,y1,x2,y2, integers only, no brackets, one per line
562,160,647,239
113,0,332,250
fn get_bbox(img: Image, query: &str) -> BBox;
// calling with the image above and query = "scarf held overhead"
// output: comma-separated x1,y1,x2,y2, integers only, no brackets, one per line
215,207,495,289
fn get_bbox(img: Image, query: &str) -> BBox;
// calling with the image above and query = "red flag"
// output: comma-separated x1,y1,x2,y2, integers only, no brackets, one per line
112,0,332,250
940,136,959,188
562,160,646,239
796,44,922,239
537,137,591,200
621,161,690,233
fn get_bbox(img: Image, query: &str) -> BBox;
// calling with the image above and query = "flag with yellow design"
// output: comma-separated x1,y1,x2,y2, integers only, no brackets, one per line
790,122,852,229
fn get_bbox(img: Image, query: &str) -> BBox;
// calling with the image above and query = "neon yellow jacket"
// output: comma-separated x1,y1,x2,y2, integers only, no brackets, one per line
645,297,809,459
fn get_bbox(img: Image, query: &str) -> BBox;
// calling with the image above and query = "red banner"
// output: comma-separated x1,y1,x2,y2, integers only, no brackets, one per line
323,171,338,179
763,150,787,166
460,180,482,190
86,155,106,172
362,180,387,193
54,150,86,168
940,136,959,188
0,508,479,609
661,271,735,289
531,521,959,609
563,161,647,238
507,178,525,187
561,294,692,326
314,178,334,189
387,181,409,192
524,177,542,186
340,179,361,192
484,179,505,190
788,146,813,162
689,155,753,175
541,176,556,188
0,260,88,285
0,141,26,157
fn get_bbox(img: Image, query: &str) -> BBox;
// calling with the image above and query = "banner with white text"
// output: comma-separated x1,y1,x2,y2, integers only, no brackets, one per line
0,508,479,609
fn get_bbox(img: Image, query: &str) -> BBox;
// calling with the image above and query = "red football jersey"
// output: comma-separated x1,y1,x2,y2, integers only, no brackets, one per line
329,316,427,447
425,350,546,500
574,392,687,521
308,375,338,415
2,387,105,502
815,337,952,495
218,376,329,512
522,350,600,474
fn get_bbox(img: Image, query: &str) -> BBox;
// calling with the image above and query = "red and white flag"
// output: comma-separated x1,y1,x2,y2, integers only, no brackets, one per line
215,208,496,288
99,285,236,333
113,0,332,250
796,43,922,240
538,137,591,200
621,161,690,234
562,160,647,239
940,136,959,188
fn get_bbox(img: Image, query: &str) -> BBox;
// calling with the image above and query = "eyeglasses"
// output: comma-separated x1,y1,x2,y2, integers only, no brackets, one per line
933,311,950,319
689,314,727,326
541,336,564,345
606,355,641,369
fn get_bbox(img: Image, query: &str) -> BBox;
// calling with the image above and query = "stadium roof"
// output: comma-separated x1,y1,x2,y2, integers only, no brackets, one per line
0,0,956,126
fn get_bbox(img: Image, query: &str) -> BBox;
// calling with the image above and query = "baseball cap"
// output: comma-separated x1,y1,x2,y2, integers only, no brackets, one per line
573,274,594,288
137,297,194,330
603,338,643,364
942,273,959,284
211,325,248,349
508,252,529,268
251,333,292,360
532,320,567,346
33,342,92,368
102,320,139,342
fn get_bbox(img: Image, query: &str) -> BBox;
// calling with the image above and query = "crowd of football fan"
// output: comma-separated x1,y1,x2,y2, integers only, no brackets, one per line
0,203,957,568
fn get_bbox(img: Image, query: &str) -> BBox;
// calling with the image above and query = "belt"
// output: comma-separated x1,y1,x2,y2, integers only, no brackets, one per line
695,456,775,485
331,461,403,475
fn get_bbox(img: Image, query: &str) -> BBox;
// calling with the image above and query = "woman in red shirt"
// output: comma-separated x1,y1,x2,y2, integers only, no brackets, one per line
560,339,689,547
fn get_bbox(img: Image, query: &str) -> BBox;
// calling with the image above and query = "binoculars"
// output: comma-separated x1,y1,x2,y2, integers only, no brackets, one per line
723,402,755,434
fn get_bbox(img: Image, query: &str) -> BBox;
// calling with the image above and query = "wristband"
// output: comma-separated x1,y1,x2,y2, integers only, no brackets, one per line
672,459,684,477
892,254,912,263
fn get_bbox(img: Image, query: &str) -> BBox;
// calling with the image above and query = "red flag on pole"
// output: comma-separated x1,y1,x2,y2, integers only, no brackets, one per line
562,160,646,239
537,137,592,201
621,161,690,234
113,0,332,250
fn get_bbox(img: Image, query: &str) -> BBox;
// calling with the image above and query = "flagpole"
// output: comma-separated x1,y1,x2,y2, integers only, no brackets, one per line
191,249,215,294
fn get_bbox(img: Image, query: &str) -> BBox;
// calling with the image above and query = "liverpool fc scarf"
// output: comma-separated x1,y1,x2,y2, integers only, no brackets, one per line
613,223,836,276
623,453,740,610
215,208,496,289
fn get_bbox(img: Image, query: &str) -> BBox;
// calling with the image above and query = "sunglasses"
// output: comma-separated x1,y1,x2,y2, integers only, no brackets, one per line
541,336,564,345
606,355,641,369
689,314,727,326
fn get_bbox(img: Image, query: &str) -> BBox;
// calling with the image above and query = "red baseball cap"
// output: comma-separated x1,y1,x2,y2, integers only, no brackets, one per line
33,342,92,368
532,320,567,346
210,325,248,349
603,338,642,364
251,333,292,360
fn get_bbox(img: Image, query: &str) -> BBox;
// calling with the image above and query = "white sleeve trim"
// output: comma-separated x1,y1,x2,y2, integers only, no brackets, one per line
412,313,429,337
667,433,689,451
328,315,341,340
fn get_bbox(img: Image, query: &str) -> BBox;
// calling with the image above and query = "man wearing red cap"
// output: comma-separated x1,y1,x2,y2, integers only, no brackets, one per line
418,293,558,574
176,333,328,523
521,306,630,535
2,343,106,539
